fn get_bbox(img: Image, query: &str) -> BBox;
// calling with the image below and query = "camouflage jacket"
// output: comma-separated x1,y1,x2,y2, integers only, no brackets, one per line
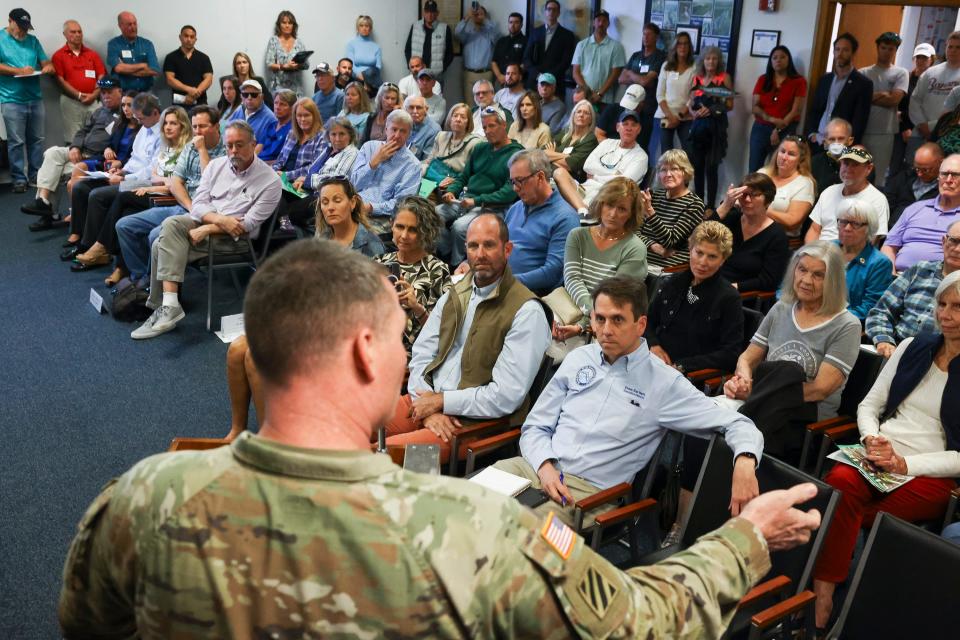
60,432,771,639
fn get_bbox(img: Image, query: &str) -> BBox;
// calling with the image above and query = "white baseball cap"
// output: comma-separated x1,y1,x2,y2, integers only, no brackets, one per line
620,84,646,110
913,43,936,58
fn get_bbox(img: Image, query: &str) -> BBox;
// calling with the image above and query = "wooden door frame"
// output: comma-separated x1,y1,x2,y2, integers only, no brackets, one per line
808,0,952,122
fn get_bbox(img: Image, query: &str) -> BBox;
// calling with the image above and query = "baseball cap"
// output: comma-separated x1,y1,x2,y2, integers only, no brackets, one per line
417,68,435,80
312,62,333,76
620,84,646,110
913,43,936,58
618,109,641,124
839,147,873,164
96,75,121,89
595,9,610,20
9,8,32,31
239,79,262,93
424,1,439,12
537,72,557,85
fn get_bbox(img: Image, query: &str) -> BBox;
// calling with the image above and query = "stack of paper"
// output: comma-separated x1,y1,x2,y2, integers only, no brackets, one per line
469,467,532,497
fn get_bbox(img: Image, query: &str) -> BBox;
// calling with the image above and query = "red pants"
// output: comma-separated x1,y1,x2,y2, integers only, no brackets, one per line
384,394,470,464
813,464,955,583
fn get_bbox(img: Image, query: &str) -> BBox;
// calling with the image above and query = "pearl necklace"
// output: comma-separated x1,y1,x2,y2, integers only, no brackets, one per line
593,226,627,242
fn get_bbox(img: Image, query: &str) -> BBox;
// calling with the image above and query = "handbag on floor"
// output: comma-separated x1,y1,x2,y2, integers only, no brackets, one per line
111,278,151,322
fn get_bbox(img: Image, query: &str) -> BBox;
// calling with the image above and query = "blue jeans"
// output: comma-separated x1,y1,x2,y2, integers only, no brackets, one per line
1,100,45,184
116,205,186,281
944,522,960,545
749,121,776,172
649,118,691,174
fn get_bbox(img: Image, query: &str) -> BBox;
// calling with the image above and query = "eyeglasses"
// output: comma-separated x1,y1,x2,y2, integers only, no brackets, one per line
510,173,539,188
240,92,261,98
945,235,960,248
939,170,960,181
740,190,763,200
915,164,940,175
837,218,868,229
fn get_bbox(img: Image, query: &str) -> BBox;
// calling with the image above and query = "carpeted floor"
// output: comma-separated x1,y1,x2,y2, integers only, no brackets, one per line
0,187,248,637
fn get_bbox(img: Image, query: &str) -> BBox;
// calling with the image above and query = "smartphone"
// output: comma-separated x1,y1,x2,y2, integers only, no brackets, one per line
387,262,401,280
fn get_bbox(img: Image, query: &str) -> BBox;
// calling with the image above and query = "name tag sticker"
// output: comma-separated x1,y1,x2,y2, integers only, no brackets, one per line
89,288,105,314
121,50,132,58
639,64,650,73
623,385,645,400
84,69,96,78
563,146,574,155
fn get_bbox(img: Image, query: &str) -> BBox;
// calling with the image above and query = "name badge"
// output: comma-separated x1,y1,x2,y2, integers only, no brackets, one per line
639,64,650,73
563,146,574,155
624,385,646,400
121,49,132,58
84,69,96,78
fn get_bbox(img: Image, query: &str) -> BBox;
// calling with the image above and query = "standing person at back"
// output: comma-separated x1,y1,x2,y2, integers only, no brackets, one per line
523,0,577,98
619,22,667,154
491,12,527,91
455,3,497,108
51,20,105,143
571,9,625,110
106,11,159,92
891,43,936,175
162,25,213,106
748,46,807,172
406,1,454,81
651,31,695,167
805,33,872,146
860,32,908,187
908,31,960,162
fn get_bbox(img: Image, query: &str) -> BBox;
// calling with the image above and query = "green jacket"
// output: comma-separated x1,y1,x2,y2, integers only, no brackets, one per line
445,139,524,206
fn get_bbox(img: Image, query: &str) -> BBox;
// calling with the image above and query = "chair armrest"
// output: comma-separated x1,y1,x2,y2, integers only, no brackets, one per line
664,264,689,273
149,195,177,207
576,482,632,512
806,415,855,433
592,498,657,529
449,418,510,475
466,429,521,459
824,423,859,442
685,368,726,383
738,575,792,609
168,437,231,451
750,590,816,631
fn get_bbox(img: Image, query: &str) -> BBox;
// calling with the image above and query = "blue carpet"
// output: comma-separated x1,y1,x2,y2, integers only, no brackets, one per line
0,188,247,637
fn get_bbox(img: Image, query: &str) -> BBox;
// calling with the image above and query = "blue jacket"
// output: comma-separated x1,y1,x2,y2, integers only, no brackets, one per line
505,189,578,293
839,241,894,321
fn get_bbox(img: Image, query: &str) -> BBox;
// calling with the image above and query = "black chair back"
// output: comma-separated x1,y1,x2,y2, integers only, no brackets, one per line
742,307,763,350
682,435,736,547
830,512,960,640
837,348,884,417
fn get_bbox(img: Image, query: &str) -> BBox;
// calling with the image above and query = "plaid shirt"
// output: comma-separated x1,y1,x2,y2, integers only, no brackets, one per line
272,133,328,181
865,260,944,346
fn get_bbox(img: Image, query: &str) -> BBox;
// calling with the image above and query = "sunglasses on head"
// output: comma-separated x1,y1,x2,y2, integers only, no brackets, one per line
318,174,352,188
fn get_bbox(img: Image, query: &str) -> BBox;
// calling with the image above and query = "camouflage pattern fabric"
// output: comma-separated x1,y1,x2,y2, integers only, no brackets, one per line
60,432,771,639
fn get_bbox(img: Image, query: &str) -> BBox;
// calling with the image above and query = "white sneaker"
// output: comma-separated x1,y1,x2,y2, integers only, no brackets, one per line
131,305,185,340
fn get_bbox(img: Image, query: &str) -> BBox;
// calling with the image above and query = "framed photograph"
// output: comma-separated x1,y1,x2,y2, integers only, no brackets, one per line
526,0,601,41
751,29,780,58
677,25,700,54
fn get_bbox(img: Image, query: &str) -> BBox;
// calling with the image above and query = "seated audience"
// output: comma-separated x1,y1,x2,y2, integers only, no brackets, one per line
835,201,894,322
470,79,512,131
554,177,648,340
932,101,960,156
383,213,552,462
334,60,355,101
416,69,446,125
73,105,191,276
338,81,371,133
714,173,790,292
130,121,281,340
232,52,272,110
362,81,401,143
595,83,644,142
884,142,942,227
285,116,360,231
373,196,450,356
436,108,523,265
812,270,960,629
805,146,890,243
258,90,295,162
22,77,122,229
882,152,960,272
116,105,226,287
274,99,325,180
636,149,705,269
216,75,241,126
398,56,443,99
311,62,344,123
351,109,421,236
866,219,960,356
749,45,806,172
553,109,648,218
760,136,816,236
493,275,763,526
420,102,482,191
314,176,384,256
723,241,862,455
536,73,567,135
228,80,278,157
345,14,382,87
646,221,743,374
508,90,552,150
502,149,579,294
810,117,854,193
494,63,526,117
545,100,598,183
404,95,441,161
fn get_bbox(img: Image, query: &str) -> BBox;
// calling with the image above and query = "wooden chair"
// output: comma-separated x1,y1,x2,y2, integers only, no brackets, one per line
167,437,231,451
739,290,777,314
750,513,960,640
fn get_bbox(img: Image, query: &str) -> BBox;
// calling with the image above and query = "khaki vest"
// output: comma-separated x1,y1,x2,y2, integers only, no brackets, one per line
424,267,542,423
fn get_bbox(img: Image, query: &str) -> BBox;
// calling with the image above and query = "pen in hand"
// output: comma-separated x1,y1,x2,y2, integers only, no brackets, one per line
559,471,566,507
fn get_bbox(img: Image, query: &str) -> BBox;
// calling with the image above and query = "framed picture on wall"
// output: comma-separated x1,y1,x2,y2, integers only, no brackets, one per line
644,0,744,74
750,29,780,58
526,0,601,41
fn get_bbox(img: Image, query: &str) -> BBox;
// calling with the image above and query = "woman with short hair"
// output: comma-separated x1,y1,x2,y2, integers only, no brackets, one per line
374,196,450,355
636,149,705,269
835,200,894,321
259,90,297,163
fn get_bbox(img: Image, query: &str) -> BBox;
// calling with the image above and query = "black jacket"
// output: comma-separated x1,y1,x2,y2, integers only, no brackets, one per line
804,69,873,143
884,168,939,228
645,270,743,373
523,23,577,90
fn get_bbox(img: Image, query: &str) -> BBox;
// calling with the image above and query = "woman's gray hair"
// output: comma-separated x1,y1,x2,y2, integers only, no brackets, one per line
395,195,442,252
323,116,357,145
838,199,879,240
563,99,596,138
779,240,848,316
935,270,960,330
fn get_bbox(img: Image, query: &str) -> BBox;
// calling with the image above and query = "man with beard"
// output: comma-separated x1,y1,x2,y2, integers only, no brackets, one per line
129,121,280,340
492,12,526,88
805,33,872,145
493,62,525,118
334,57,354,90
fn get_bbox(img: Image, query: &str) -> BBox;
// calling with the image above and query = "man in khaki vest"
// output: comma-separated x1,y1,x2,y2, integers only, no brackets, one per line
384,213,551,462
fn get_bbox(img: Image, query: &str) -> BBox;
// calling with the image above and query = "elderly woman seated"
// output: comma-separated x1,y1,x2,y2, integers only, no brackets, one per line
373,196,451,356
713,172,791,292
645,220,743,374
636,149,706,269
723,241,862,457
812,269,960,630
835,200,894,322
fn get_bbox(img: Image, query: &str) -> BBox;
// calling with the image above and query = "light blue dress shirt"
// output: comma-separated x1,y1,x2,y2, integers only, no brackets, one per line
454,19,498,70
407,118,441,160
520,341,764,489
407,276,551,418
350,141,422,218
121,122,161,182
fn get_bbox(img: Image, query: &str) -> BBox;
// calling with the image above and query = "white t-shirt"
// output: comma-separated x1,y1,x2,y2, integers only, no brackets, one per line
494,87,524,118
810,182,890,241
581,138,649,203
861,64,910,135
398,74,443,100
765,172,816,214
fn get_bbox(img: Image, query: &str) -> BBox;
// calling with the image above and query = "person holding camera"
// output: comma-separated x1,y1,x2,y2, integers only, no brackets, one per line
687,46,733,215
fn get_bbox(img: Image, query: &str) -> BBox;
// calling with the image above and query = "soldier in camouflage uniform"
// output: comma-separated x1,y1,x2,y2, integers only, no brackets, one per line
60,238,821,639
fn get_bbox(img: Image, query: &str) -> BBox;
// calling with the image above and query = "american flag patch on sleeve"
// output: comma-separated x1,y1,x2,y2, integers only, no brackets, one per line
541,512,576,559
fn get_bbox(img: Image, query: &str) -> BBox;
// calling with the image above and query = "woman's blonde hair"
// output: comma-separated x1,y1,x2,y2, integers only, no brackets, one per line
779,241,848,316
561,99,596,141
587,177,642,231
688,220,733,259
658,149,695,185
314,177,370,236
356,15,372,31
343,81,372,115
160,106,191,151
